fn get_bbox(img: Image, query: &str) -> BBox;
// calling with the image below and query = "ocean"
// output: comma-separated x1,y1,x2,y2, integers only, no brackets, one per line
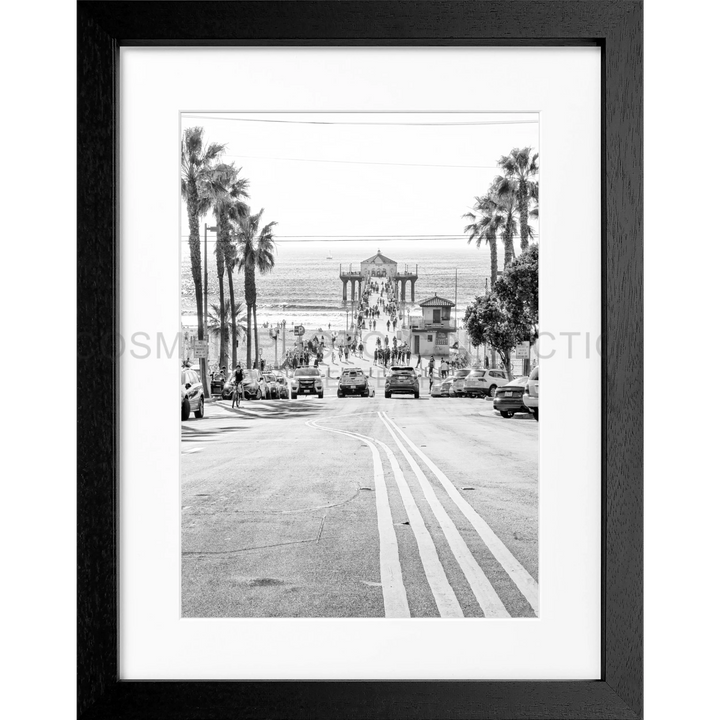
181,239,495,330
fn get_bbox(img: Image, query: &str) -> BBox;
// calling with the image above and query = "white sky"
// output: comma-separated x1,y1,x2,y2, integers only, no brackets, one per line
180,112,539,242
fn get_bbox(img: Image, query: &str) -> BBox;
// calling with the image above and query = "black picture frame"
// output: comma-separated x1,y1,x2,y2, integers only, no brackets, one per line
77,1,642,718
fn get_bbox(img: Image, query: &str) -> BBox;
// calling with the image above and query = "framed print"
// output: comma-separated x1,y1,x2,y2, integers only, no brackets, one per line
78,2,642,719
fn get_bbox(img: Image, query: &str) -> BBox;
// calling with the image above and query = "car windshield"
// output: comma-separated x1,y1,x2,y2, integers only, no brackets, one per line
455,369,471,378
529,367,539,380
296,367,320,377
468,370,486,377
391,367,415,375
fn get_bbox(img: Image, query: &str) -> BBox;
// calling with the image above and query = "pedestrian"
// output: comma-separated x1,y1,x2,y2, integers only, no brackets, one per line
386,320,390,331
344,347,349,361
416,353,422,368
440,359,448,378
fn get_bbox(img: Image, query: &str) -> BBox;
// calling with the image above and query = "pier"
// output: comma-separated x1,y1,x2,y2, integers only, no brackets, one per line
339,250,418,303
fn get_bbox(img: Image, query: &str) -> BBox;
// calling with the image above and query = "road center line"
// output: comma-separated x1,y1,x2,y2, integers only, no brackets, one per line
374,438,464,618
307,419,410,618
381,411,538,615
378,414,510,618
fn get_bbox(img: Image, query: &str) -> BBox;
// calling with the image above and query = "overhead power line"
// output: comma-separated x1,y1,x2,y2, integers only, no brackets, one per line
183,114,538,127
180,233,540,242
224,153,499,169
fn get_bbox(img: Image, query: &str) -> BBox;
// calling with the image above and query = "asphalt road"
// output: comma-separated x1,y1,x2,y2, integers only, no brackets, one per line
181,389,538,618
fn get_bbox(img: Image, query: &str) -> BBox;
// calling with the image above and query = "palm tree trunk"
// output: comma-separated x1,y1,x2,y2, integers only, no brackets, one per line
489,234,498,286
244,272,253,368
227,271,238,367
187,204,209,395
253,303,260,369
518,178,529,251
216,248,227,370
503,223,514,268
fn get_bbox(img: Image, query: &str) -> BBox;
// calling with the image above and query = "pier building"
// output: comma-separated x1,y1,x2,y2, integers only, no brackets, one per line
339,249,418,302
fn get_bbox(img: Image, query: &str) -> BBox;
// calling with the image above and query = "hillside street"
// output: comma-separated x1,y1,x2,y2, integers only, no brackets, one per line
182,393,538,618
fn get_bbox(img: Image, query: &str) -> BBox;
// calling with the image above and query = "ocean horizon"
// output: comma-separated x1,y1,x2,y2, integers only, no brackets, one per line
181,238,503,331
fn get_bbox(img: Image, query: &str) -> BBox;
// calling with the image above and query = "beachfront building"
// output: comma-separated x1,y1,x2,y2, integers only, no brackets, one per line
339,249,418,302
408,294,457,357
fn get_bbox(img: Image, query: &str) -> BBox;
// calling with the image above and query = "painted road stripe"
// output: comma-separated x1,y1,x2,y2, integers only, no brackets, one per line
374,438,464,617
310,419,462,617
307,419,410,618
378,413,510,618
381,412,539,615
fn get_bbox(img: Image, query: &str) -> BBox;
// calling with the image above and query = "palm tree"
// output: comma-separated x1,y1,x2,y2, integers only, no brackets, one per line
497,147,539,251
492,176,536,268
181,127,225,392
207,299,248,370
226,197,250,367
205,163,250,370
235,209,277,369
463,192,503,286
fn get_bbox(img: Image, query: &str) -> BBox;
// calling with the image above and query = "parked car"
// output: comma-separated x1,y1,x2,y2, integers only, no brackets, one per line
221,368,267,400
523,365,539,420
262,372,282,399
210,371,227,396
275,374,290,399
385,366,420,399
430,377,452,397
463,368,511,398
245,370,268,400
337,368,375,398
448,368,472,397
493,376,529,418
290,366,324,399
181,367,205,420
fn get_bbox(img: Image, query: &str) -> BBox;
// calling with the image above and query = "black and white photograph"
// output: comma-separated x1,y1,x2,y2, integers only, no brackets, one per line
180,112,540,618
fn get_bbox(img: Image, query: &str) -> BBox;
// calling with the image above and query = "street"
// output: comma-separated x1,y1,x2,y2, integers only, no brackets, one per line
182,392,538,618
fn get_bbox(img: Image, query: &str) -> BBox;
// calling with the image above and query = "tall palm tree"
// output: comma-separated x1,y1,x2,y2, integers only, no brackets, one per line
207,299,248,370
226,197,251,367
463,192,503,286
205,163,250,370
235,209,277,369
497,147,539,251
181,127,225,392
492,176,533,268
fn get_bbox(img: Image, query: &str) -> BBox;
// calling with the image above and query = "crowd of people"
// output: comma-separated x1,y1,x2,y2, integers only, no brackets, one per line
351,278,401,333
204,276,472,380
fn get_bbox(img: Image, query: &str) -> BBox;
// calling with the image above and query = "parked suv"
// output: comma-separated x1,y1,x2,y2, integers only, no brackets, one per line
522,365,539,420
290,366,324,399
385,366,420,399
463,368,511,398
